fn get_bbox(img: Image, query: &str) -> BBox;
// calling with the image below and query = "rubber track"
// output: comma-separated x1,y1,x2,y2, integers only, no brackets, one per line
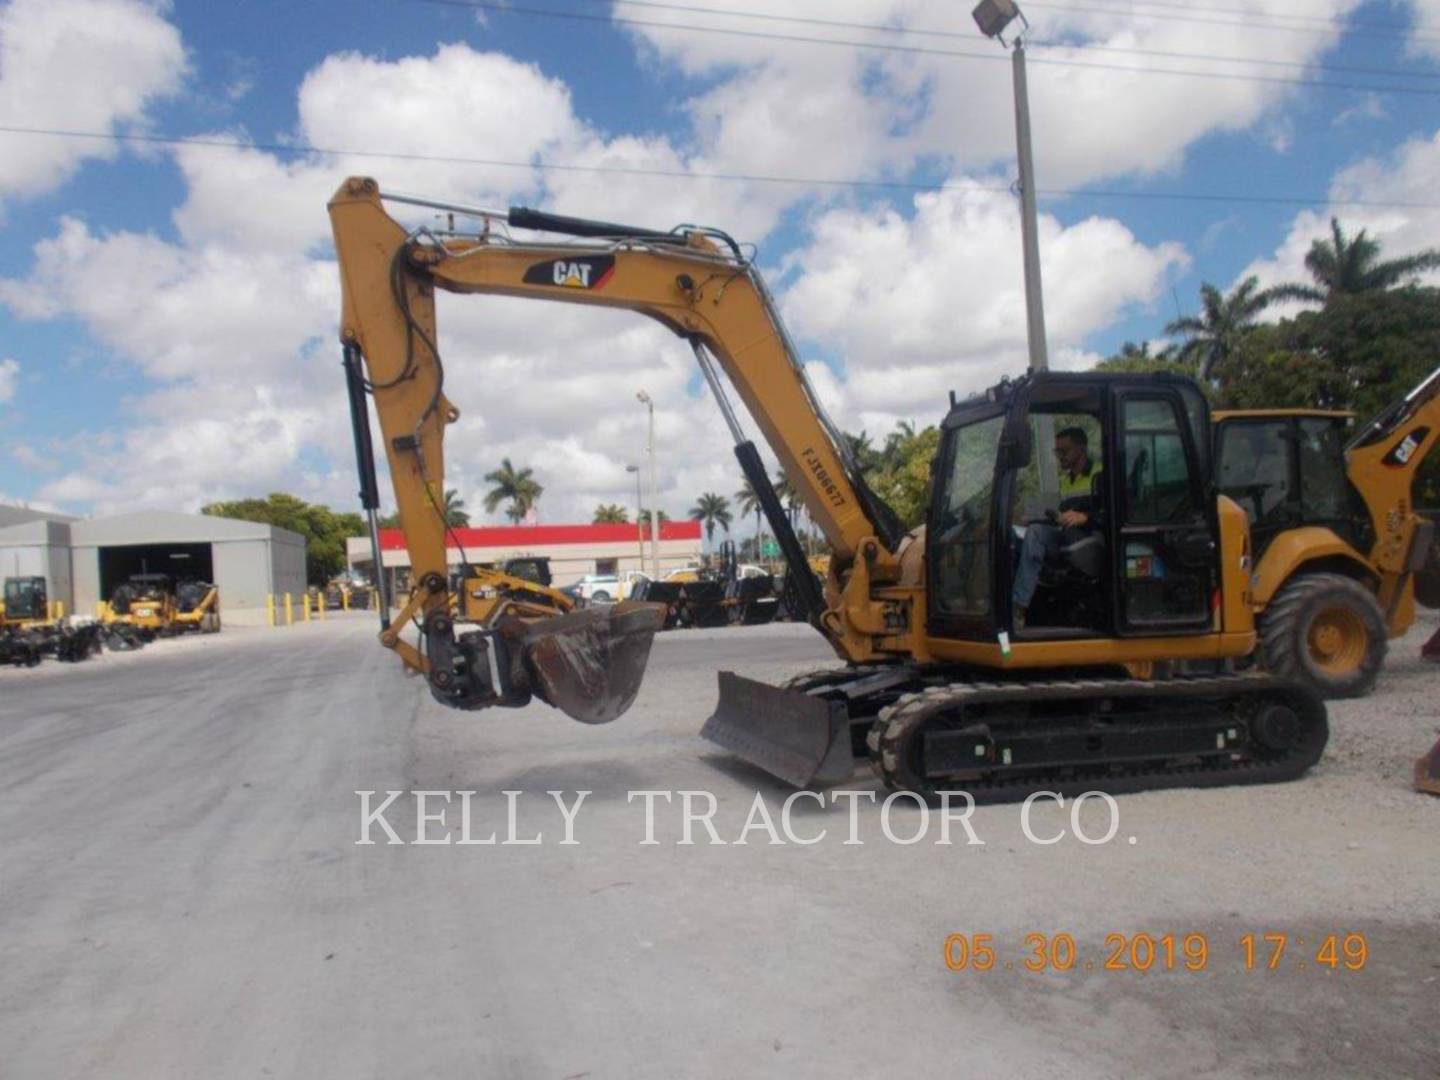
866,672,1327,805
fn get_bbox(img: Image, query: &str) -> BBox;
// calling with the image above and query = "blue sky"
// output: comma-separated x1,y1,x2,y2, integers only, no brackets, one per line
2,0,1439,527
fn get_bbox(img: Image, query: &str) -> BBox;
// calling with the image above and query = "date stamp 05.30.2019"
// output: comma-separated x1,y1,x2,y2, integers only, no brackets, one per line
942,932,1369,974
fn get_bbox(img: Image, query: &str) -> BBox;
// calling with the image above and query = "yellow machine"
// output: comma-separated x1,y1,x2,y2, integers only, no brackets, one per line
330,178,1328,800
109,573,180,634
1215,366,1439,697
1,576,53,628
173,581,221,633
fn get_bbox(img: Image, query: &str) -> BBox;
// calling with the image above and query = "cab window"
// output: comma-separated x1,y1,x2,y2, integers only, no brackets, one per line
932,415,1003,619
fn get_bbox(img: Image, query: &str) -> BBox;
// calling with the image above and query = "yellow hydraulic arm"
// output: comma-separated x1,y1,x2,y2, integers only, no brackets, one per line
329,178,902,715
1345,364,1440,622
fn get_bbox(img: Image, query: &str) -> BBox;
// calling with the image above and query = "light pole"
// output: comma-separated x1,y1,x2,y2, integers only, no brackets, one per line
974,0,1055,492
625,463,645,568
636,390,660,577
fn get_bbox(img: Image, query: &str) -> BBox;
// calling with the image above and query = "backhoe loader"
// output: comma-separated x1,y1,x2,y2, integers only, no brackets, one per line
173,580,221,633
330,178,1327,801
1214,366,1439,698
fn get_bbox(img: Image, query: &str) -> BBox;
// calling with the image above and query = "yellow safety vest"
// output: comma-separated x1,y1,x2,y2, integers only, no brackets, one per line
1059,463,1100,499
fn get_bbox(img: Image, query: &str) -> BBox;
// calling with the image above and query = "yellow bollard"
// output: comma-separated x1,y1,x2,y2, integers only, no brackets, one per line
317,596,325,620
302,593,310,622
284,592,293,626
342,590,350,612
267,594,276,627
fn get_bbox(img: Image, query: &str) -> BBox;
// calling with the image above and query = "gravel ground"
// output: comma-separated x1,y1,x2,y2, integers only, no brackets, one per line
1,610,1437,1078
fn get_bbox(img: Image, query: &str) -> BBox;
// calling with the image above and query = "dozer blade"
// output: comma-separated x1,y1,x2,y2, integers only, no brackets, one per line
521,601,666,725
1417,735,1440,796
702,671,854,788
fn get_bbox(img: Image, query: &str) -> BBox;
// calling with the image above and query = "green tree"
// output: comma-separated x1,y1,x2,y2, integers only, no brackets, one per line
201,493,365,586
638,508,670,528
735,477,765,549
1166,276,1309,380
866,421,941,529
482,458,543,523
1097,340,1195,377
442,488,470,527
593,503,630,524
1285,217,1440,305
688,492,733,544
773,471,803,527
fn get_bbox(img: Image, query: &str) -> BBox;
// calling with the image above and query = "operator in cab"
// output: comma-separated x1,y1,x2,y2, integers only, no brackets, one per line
1013,426,1102,628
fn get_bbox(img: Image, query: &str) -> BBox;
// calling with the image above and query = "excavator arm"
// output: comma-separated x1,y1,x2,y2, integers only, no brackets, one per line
328,177,904,722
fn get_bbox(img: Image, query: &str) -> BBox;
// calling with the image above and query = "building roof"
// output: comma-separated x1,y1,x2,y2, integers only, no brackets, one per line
0,505,78,529
69,511,304,546
377,521,702,550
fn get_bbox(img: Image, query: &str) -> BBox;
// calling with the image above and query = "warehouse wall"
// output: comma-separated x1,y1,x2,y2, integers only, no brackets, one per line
211,540,272,626
0,520,76,613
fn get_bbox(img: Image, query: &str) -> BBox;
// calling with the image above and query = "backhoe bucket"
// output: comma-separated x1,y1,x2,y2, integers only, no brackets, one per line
521,602,666,725
1416,735,1440,796
702,671,855,788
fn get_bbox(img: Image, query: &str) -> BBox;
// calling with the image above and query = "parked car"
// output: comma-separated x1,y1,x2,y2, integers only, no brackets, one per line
572,574,621,603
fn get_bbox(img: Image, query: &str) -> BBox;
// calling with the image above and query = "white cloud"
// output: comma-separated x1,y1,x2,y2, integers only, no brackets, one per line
621,0,1367,190
1242,127,1440,298
3,40,1178,526
1406,0,1440,59
781,182,1186,425
0,0,186,201
0,357,17,403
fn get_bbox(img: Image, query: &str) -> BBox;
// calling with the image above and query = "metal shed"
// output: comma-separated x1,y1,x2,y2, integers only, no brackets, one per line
69,512,306,626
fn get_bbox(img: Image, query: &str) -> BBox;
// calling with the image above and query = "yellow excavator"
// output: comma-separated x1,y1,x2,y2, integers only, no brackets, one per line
329,177,1330,801
1214,368,1439,698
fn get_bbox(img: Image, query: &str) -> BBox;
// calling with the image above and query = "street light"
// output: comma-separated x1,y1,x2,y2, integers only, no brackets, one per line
636,390,660,577
972,0,1047,374
974,0,1056,493
625,463,645,566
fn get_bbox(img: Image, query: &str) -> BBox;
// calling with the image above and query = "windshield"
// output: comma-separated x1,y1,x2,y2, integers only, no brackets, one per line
4,578,45,618
932,414,1004,620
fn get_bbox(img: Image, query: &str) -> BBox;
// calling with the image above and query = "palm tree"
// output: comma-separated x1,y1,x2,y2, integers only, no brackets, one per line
844,430,879,473
593,503,629,524
638,509,670,528
688,492,733,545
1285,217,1440,304
482,458,543,523
880,420,917,473
772,471,801,528
736,477,765,550
1165,276,1305,381
442,488,470,527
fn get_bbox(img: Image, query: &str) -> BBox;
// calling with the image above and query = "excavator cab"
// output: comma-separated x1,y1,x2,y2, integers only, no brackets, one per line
929,372,1220,642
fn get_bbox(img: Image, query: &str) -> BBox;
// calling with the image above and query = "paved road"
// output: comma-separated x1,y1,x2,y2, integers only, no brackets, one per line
2,614,1437,1078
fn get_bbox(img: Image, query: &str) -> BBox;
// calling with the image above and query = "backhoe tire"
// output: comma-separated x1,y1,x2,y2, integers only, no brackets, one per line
1259,572,1386,700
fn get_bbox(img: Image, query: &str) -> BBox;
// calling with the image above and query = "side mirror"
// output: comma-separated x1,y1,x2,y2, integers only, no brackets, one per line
1000,413,1033,470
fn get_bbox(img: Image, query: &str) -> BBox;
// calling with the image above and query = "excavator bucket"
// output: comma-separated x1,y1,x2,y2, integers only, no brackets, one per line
521,602,667,725
1416,736,1440,796
702,671,855,787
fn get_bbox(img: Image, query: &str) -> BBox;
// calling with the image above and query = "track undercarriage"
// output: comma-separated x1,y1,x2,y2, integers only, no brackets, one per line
705,664,1328,803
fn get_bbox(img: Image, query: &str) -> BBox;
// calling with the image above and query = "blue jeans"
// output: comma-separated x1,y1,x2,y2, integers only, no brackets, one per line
1013,523,1061,610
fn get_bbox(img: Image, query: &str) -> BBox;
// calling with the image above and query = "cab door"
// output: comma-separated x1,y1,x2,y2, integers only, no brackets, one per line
1113,391,1218,634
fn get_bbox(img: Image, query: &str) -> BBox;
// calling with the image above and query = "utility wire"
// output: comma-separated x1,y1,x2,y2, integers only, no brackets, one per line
3,124,1437,210
1024,0,1426,36
566,0,1440,81
418,0,1440,95
1023,0,1440,43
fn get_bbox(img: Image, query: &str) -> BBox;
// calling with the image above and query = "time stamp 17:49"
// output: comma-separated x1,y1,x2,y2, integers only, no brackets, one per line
943,932,1369,973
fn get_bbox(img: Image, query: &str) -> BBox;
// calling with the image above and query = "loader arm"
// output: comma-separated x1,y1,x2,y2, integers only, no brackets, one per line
1345,364,1440,620
328,177,901,717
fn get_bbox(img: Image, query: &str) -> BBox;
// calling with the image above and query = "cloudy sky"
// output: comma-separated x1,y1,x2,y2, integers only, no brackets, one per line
2,0,1439,531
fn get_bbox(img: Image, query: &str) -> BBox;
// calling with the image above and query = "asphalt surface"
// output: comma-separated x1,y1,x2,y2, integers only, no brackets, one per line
2,613,1438,1078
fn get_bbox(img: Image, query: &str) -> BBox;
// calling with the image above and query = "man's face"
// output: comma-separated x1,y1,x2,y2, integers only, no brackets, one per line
1054,436,1086,474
